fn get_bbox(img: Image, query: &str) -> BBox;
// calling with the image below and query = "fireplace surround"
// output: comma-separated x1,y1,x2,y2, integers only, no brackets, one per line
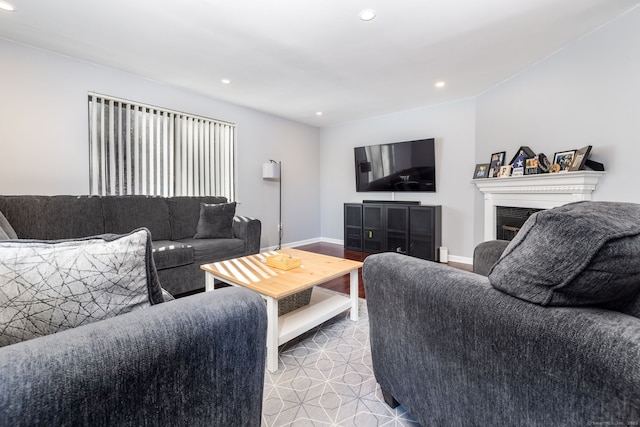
473,171,605,241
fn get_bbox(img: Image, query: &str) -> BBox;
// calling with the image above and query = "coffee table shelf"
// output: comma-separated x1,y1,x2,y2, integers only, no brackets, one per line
278,288,351,344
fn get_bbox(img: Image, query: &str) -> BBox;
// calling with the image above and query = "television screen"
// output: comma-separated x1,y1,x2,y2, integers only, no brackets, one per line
354,138,436,192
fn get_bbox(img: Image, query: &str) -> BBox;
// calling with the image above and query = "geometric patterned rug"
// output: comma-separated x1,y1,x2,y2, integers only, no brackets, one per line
262,298,420,426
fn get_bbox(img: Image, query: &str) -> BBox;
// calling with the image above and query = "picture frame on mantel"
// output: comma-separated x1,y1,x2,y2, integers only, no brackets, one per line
498,165,512,178
488,151,506,178
473,163,490,179
553,150,576,172
569,145,592,171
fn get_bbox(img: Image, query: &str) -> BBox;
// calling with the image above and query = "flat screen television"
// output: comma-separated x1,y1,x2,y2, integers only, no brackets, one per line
354,138,436,192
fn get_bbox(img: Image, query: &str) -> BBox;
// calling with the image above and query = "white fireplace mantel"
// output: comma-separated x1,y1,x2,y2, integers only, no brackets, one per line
473,171,606,241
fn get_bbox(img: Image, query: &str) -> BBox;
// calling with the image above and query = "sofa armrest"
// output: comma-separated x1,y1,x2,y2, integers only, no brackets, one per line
363,253,640,426
0,287,267,427
233,215,261,255
472,239,510,276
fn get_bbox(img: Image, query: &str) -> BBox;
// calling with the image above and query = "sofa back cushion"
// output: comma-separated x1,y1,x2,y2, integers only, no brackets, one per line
102,196,171,240
488,201,640,307
166,196,228,240
0,228,165,347
0,196,104,240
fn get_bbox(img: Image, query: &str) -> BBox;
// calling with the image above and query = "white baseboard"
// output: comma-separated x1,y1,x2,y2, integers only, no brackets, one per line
262,237,473,268
448,255,473,266
260,237,322,253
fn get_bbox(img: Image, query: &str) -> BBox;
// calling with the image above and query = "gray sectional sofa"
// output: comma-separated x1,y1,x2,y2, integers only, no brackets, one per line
364,201,640,426
0,195,261,297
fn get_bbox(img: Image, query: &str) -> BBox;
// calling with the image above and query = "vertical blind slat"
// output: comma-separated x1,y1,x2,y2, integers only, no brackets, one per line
134,107,140,194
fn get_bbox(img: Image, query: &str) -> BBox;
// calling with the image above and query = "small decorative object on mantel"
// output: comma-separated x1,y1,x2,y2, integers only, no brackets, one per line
525,153,551,175
537,153,552,172
525,157,539,175
569,145,592,171
585,158,605,171
473,163,490,179
266,253,302,270
509,146,536,168
549,163,561,173
498,164,512,178
510,147,534,177
553,150,576,172
488,151,506,178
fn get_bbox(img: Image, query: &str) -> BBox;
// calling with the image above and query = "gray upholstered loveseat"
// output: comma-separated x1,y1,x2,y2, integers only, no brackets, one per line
364,201,640,426
0,195,261,297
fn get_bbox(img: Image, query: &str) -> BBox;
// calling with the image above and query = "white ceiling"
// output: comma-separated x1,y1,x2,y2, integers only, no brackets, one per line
1,0,639,127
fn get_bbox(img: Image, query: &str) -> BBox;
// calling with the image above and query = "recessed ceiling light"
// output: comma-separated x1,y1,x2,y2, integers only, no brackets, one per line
221,78,231,84
435,81,446,88
359,9,376,21
0,1,17,12
315,112,323,116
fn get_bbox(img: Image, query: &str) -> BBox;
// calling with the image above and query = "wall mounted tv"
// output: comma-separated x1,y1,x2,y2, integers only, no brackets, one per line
354,138,436,192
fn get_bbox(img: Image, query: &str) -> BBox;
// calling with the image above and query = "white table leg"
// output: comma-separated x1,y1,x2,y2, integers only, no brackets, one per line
265,296,280,372
349,269,359,321
205,272,216,292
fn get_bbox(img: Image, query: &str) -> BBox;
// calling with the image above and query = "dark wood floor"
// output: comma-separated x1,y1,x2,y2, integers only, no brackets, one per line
295,242,472,299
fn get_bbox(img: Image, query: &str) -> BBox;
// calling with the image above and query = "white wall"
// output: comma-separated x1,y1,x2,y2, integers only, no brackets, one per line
0,39,320,249
474,7,640,246
319,99,477,261
3,5,638,258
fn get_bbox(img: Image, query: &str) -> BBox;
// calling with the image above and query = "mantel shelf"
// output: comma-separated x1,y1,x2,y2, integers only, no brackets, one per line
472,171,606,195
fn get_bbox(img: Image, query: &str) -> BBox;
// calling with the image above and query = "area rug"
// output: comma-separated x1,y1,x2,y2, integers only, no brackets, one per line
262,298,420,426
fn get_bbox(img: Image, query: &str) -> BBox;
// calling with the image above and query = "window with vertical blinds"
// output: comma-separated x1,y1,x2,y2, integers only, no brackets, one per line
88,92,235,200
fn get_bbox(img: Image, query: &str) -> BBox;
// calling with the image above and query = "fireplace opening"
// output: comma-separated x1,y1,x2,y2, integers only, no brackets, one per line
496,206,543,241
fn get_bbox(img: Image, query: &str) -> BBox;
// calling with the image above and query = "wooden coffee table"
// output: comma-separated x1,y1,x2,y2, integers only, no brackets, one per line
201,249,362,372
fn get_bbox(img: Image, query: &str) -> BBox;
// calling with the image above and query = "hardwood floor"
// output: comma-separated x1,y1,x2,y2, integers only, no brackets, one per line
295,242,472,299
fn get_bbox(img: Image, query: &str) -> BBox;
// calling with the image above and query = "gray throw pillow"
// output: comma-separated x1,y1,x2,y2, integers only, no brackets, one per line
488,201,640,306
0,228,165,347
194,202,236,239
0,210,18,240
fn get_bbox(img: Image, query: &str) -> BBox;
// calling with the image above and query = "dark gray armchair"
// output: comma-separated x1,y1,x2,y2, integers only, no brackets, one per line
364,202,640,426
0,288,267,426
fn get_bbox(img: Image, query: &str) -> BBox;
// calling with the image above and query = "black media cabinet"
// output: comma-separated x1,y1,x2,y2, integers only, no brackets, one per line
344,202,442,261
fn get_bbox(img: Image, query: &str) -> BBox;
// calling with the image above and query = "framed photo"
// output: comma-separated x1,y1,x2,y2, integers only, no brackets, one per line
473,163,490,179
488,151,506,178
569,145,592,171
525,157,539,175
498,165,512,178
553,150,576,172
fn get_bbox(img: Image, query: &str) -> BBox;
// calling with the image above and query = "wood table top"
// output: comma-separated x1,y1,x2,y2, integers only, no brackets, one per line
201,249,363,299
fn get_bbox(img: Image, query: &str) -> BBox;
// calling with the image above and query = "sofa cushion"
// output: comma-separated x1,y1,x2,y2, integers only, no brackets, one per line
178,238,246,263
0,196,105,240
152,240,195,270
0,228,164,347
488,201,640,306
194,202,236,239
102,196,171,240
0,210,18,240
166,196,228,240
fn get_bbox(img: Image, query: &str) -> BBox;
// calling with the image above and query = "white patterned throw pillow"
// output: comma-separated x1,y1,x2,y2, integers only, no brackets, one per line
0,228,164,347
